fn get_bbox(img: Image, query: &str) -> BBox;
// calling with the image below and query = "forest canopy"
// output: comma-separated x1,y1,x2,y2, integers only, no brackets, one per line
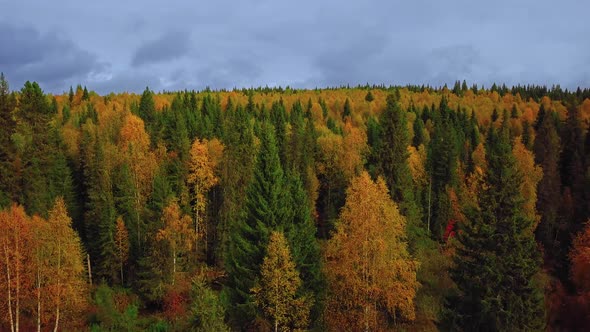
0,74,589,331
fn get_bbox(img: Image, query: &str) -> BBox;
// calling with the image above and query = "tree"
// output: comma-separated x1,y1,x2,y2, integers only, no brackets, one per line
445,127,544,331
570,220,590,293
325,172,418,330
378,94,421,224
534,113,563,267
342,98,352,120
187,138,219,253
365,90,374,102
252,231,311,332
0,204,33,332
224,122,289,325
42,198,87,331
114,217,129,285
512,138,543,228
156,201,195,285
191,273,229,332
119,113,157,251
0,73,16,207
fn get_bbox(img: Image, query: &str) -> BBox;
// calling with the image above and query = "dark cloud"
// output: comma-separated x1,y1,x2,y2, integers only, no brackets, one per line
1,0,589,93
0,22,107,93
131,31,191,67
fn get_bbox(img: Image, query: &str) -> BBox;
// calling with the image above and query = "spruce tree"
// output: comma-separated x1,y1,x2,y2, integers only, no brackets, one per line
533,114,562,265
445,126,544,331
0,73,16,206
378,94,420,224
224,122,321,327
342,98,352,120
224,122,288,325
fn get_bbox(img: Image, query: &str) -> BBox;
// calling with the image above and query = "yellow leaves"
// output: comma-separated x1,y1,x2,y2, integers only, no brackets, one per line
512,137,543,229
115,217,129,267
119,114,150,153
157,202,195,253
252,231,310,331
325,171,418,330
317,122,367,183
407,144,427,188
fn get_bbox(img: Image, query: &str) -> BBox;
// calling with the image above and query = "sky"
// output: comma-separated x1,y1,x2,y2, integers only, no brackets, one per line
1,0,589,94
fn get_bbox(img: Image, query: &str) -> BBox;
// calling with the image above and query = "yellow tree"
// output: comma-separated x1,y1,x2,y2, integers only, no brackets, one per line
187,138,220,252
114,217,129,285
512,137,543,229
156,201,195,285
0,204,33,332
325,171,418,330
119,113,157,249
42,198,87,332
251,231,311,332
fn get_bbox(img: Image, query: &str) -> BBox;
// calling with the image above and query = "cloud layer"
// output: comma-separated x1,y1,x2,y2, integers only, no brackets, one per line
1,0,589,94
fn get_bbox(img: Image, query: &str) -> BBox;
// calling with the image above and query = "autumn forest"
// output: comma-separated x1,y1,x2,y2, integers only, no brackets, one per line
1,74,590,331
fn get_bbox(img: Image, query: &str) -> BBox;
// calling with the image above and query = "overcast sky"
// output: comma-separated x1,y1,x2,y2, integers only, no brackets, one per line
1,0,589,94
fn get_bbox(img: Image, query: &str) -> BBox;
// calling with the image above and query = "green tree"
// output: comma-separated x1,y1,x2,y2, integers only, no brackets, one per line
0,73,17,207
445,127,544,331
378,94,421,224
224,122,288,325
533,113,562,268
191,274,230,332
342,98,352,120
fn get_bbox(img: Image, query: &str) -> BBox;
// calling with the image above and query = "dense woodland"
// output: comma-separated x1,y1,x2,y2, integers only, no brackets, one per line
0,73,589,331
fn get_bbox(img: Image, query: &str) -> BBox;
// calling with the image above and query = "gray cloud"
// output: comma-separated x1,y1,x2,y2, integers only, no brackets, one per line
0,22,107,93
1,0,589,94
131,31,191,67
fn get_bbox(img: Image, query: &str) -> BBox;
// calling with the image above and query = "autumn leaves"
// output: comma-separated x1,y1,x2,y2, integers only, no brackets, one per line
0,199,87,331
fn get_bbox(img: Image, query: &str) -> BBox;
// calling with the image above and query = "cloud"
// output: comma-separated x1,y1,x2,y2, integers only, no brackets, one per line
0,22,107,93
1,0,589,93
131,31,191,67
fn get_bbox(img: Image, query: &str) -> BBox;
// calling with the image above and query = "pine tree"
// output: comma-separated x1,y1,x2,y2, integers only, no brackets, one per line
534,113,563,268
412,116,425,147
224,122,289,325
445,127,544,331
0,73,16,207
365,90,374,102
342,98,352,120
378,94,420,224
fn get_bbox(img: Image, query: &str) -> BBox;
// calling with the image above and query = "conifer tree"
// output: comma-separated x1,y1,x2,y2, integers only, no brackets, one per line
534,113,562,265
445,126,544,331
224,122,288,324
378,94,420,224
0,73,16,206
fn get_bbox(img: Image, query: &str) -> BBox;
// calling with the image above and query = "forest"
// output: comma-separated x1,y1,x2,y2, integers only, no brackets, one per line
0,73,589,331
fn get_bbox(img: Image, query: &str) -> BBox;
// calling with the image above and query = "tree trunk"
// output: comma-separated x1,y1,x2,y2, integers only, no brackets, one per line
15,231,20,332
172,247,176,285
37,266,41,332
87,254,92,285
4,244,15,332
54,240,61,332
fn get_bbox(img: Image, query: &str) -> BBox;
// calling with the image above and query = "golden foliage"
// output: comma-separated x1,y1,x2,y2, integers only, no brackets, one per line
325,172,419,330
252,231,310,331
512,137,543,229
407,144,428,188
